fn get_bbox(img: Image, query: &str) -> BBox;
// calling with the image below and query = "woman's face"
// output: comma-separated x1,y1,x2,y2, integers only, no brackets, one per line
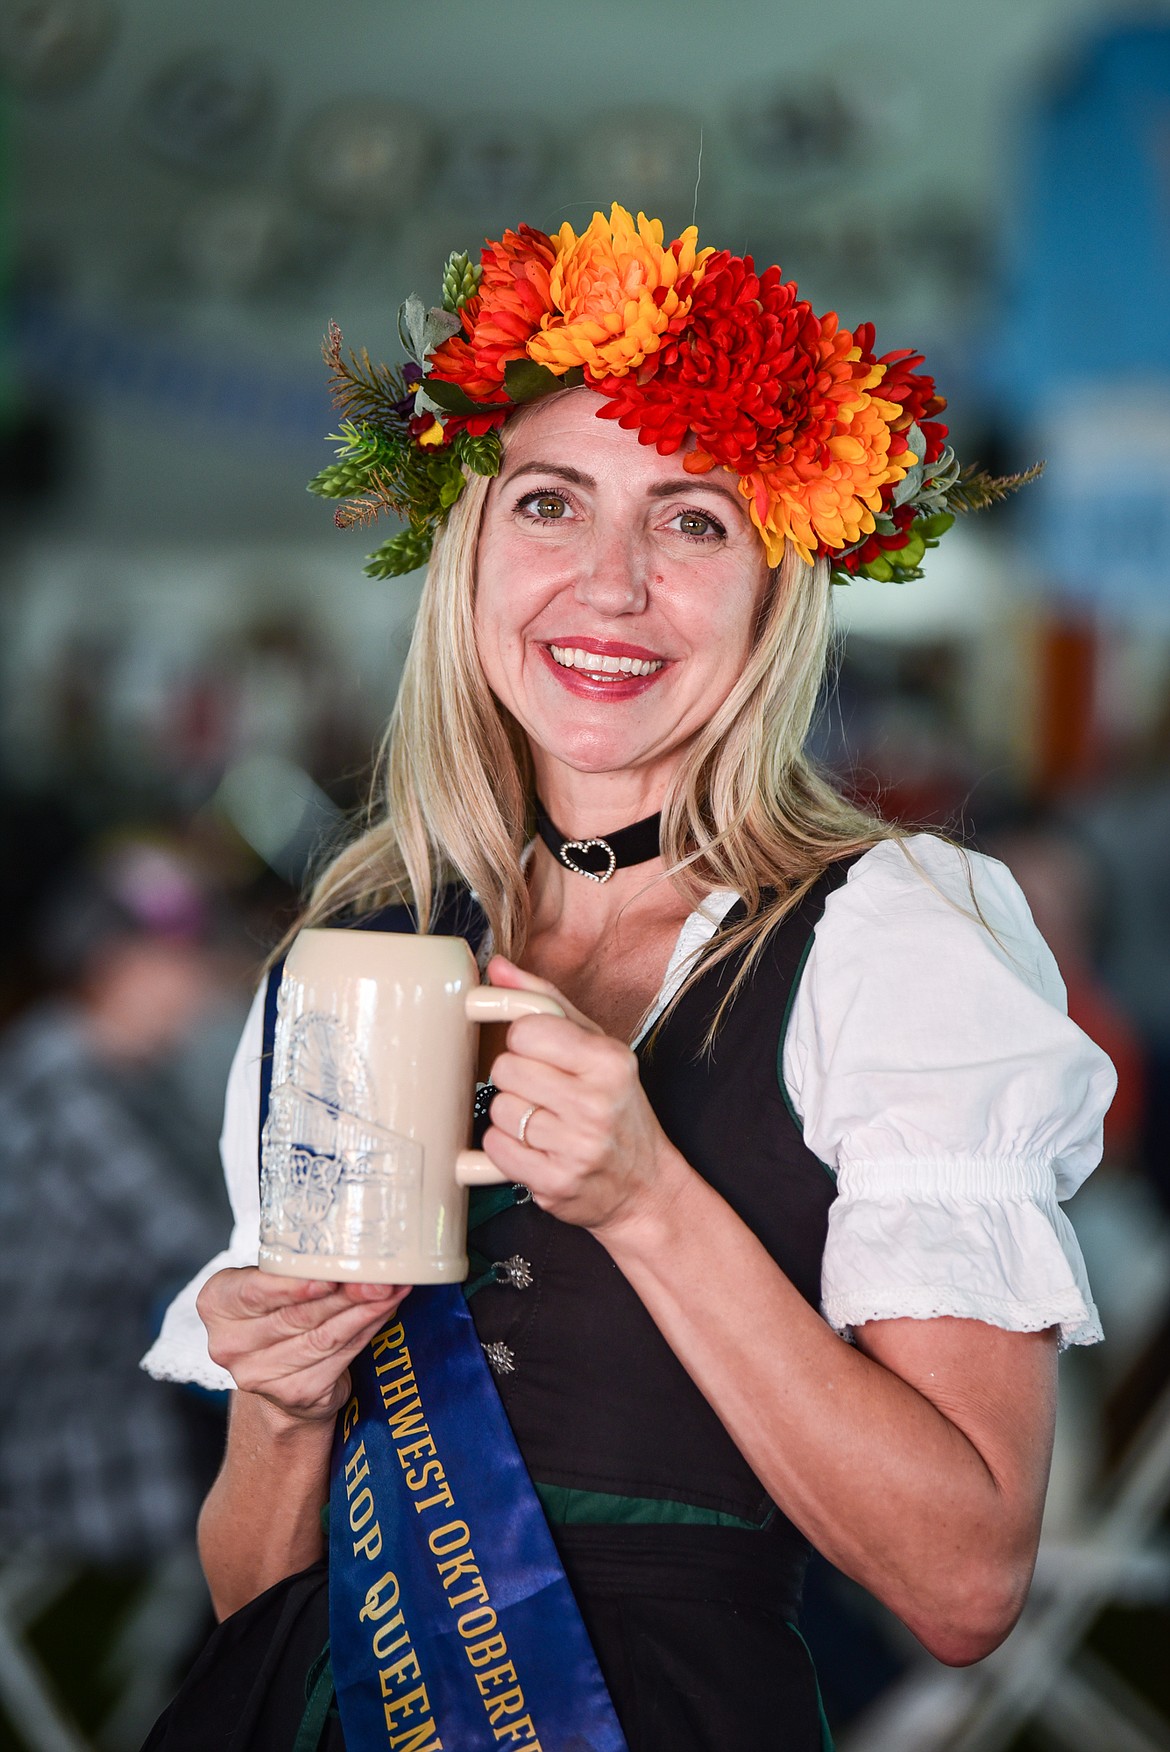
474,390,772,800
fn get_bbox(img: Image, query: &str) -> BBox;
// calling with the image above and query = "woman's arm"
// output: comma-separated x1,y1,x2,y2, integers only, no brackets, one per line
482,958,1057,1667
196,1268,407,1619
598,1164,1056,1666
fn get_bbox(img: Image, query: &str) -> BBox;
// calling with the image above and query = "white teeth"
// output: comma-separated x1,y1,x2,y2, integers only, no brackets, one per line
549,644,663,678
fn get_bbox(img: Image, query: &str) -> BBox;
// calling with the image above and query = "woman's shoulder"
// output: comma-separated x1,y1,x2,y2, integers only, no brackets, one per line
820,833,1063,1003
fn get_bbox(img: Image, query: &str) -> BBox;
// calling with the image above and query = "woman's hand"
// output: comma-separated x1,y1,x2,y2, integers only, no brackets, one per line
481,954,685,1233
197,1267,408,1425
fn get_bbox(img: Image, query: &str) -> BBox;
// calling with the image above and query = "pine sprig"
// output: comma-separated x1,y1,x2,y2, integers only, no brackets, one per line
946,459,1045,515
323,321,413,431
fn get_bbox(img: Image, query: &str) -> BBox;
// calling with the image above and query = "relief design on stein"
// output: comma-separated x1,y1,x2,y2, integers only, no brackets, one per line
260,984,423,1260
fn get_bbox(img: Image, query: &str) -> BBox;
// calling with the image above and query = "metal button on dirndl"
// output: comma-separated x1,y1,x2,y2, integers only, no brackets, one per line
491,1255,533,1289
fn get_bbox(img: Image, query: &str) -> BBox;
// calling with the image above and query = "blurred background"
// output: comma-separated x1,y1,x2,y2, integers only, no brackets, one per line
2,0,1170,1747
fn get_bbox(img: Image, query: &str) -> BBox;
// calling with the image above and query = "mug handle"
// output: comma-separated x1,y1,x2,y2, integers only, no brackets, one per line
455,988,564,1187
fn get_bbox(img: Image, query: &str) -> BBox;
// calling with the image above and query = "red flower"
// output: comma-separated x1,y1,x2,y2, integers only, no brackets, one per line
836,501,919,574
854,322,949,466
590,252,824,470
428,225,558,429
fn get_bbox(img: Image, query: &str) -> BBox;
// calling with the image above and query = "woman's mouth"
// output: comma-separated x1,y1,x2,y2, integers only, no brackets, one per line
547,643,665,682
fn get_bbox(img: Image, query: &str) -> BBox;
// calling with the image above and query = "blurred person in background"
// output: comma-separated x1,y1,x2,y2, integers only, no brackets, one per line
0,838,232,1747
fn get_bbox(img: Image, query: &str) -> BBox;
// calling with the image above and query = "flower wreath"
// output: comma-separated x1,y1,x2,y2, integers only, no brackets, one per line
310,203,1038,583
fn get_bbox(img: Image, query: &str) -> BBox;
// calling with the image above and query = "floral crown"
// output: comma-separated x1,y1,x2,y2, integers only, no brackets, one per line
310,202,1037,584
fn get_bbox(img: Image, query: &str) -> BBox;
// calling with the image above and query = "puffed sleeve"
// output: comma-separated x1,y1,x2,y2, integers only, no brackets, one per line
140,979,267,1389
783,836,1116,1348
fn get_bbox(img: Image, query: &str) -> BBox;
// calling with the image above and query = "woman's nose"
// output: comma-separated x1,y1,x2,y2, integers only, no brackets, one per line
572,528,649,616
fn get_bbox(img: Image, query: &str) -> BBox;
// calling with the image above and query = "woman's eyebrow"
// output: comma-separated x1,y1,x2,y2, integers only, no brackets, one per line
499,459,746,516
498,461,593,489
645,477,744,513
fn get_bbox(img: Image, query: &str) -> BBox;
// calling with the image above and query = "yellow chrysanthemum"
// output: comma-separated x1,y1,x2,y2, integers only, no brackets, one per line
527,203,712,379
732,323,911,567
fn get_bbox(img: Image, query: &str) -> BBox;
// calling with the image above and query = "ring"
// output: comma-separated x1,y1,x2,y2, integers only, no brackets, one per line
517,1103,539,1147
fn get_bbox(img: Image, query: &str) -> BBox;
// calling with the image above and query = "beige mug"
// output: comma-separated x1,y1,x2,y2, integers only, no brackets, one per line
258,929,561,1284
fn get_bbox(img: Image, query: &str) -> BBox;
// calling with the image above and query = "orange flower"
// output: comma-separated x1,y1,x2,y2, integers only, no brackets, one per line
687,315,910,566
528,204,712,379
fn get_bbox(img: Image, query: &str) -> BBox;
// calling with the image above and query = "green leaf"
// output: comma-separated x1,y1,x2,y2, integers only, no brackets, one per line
421,377,495,416
916,511,955,541
438,471,468,511
397,295,462,367
502,357,568,403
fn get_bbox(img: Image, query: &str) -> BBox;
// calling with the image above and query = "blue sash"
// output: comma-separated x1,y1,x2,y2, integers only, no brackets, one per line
260,930,628,1752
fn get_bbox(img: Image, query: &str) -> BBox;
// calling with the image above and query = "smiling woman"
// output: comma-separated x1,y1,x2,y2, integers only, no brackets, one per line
142,205,1113,1752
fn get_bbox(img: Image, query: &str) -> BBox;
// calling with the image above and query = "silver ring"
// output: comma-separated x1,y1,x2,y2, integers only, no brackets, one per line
517,1103,538,1147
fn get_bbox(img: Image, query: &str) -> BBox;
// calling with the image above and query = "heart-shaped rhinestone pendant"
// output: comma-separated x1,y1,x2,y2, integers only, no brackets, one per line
558,837,617,882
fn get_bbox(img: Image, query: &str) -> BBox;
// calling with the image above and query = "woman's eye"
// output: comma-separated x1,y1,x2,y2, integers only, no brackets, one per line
672,509,725,539
518,491,571,521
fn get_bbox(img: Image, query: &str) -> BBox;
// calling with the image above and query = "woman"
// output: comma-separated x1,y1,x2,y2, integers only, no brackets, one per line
144,206,1113,1750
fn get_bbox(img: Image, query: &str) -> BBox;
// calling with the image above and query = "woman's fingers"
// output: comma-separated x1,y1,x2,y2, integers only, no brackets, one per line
198,1267,407,1416
485,955,601,1035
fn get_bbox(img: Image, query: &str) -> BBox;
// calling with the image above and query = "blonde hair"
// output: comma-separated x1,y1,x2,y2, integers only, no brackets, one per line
301,428,898,1022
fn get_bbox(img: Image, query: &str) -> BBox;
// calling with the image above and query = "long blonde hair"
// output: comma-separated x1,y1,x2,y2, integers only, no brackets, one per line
301,424,898,1016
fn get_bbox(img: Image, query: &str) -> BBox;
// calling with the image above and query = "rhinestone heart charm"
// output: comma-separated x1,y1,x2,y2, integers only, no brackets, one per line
558,838,617,883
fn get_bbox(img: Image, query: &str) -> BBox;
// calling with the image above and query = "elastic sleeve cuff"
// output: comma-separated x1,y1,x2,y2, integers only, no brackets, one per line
140,1237,260,1391
819,1156,1103,1351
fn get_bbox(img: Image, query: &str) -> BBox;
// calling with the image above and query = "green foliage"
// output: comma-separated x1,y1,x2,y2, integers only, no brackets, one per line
322,322,412,432
397,296,461,368
502,357,570,403
946,460,1045,515
365,529,434,579
831,510,955,587
441,250,482,314
307,421,402,500
454,429,502,478
421,376,493,417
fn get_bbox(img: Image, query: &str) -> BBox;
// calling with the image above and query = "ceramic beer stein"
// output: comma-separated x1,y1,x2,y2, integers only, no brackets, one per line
258,929,561,1284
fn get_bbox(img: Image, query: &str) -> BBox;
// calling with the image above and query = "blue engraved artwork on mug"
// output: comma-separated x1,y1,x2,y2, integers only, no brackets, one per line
260,979,424,1262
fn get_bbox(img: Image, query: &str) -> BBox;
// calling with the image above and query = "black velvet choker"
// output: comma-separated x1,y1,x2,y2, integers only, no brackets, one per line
534,802,662,884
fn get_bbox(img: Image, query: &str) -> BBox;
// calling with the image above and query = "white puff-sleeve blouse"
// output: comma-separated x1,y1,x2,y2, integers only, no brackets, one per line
142,834,1114,1391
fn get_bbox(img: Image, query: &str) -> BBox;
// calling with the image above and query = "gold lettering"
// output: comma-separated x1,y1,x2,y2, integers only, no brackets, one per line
371,1322,405,1360
486,1687,525,1726
378,1649,422,1692
396,1434,437,1467
342,1396,360,1440
348,1487,375,1531
387,1718,442,1752
436,1550,478,1588
384,1682,430,1728
475,1660,518,1697
343,1441,369,1493
457,1605,497,1640
427,1520,469,1557
358,1571,400,1623
353,1521,383,1562
447,1577,490,1610
464,1631,508,1668
404,1458,446,1495
493,1717,540,1748
381,1376,420,1411
371,1612,409,1660
413,1482,456,1514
